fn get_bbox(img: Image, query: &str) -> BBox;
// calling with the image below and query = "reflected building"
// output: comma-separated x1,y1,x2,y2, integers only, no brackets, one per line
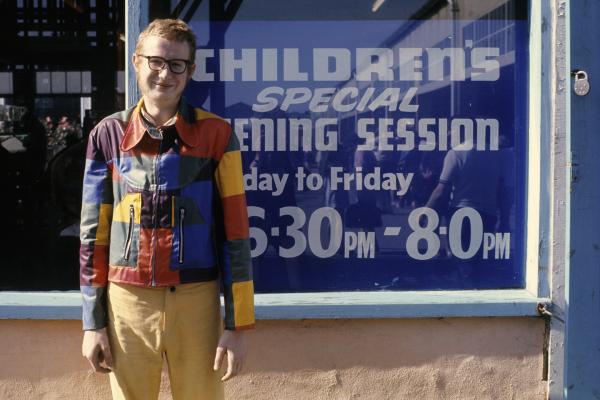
0,1,124,290
0,1,125,118
316,0,523,225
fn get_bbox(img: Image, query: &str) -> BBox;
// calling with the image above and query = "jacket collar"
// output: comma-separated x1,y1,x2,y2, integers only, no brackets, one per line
120,97,200,151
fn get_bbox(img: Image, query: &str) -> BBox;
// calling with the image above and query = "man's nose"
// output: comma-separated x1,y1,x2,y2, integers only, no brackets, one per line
158,65,171,78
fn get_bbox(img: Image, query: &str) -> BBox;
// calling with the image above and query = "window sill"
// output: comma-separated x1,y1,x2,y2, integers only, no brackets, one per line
0,289,547,320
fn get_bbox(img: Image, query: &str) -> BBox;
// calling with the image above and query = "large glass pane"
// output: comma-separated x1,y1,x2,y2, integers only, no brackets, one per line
1,0,124,291
179,0,528,292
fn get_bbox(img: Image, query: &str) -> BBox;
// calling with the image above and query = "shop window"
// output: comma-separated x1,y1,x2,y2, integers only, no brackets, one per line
1,0,538,309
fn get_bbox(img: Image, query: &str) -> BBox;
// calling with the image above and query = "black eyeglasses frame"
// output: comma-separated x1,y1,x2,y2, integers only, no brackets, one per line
136,54,194,75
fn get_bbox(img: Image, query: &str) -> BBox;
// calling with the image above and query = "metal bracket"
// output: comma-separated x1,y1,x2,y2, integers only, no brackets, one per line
537,302,565,323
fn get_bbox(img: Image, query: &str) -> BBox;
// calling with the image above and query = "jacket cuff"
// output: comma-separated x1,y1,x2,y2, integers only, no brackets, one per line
224,322,255,331
81,286,108,331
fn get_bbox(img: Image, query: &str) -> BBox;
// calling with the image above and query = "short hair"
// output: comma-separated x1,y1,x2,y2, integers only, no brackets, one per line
135,18,197,62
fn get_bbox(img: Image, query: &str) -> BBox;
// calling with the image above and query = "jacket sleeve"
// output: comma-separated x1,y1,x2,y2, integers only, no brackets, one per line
214,125,255,331
79,126,114,330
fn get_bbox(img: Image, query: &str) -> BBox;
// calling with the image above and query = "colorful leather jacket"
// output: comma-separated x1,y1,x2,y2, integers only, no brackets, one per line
80,99,254,331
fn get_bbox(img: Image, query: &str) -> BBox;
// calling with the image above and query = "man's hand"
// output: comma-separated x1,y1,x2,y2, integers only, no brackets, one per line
213,330,247,382
82,328,113,373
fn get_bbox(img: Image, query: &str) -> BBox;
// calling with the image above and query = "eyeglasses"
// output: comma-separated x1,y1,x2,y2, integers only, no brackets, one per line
136,54,193,74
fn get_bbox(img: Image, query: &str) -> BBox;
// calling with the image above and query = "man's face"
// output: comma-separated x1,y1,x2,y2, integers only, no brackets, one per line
133,35,195,107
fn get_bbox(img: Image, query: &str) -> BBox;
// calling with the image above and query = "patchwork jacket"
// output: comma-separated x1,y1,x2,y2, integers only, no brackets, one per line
80,99,254,331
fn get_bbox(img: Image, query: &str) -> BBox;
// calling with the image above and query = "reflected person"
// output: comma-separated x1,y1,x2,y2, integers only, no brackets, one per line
425,138,504,264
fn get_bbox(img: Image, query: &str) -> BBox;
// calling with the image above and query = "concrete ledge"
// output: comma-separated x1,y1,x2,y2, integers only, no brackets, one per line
253,289,547,319
0,291,82,320
0,290,547,320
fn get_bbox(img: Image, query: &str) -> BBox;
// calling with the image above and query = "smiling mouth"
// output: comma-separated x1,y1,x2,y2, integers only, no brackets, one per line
153,82,172,88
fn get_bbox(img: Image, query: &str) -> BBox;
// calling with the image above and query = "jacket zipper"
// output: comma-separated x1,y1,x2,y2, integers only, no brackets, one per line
178,207,185,264
151,129,163,286
123,204,134,261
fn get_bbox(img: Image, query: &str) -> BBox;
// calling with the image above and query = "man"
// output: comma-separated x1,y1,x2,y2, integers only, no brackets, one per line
80,19,254,399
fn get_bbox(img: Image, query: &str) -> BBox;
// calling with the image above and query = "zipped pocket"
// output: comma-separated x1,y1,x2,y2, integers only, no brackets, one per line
123,204,135,261
178,207,185,264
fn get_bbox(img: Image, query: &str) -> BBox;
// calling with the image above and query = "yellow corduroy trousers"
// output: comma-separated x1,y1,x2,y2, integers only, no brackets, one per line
107,280,224,400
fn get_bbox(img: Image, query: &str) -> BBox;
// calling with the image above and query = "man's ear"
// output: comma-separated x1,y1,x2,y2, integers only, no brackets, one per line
132,53,140,72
